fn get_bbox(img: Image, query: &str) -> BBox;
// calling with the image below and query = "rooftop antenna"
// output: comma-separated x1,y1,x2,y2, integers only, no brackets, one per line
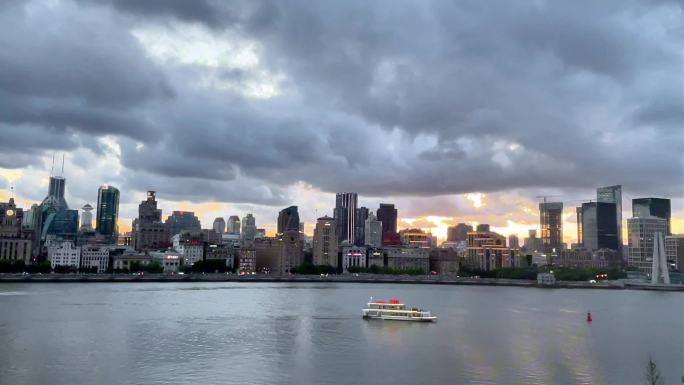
61,154,65,176
50,153,55,176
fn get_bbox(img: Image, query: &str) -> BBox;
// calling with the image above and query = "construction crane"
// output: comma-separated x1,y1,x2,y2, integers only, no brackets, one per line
535,195,563,204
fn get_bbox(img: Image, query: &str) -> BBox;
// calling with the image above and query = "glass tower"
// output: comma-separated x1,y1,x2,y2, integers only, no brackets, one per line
96,185,120,242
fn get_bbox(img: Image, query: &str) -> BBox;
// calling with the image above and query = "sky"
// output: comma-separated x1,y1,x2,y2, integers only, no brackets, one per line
0,0,682,243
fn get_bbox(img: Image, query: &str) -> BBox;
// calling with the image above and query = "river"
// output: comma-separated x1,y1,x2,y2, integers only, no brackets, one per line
0,282,681,385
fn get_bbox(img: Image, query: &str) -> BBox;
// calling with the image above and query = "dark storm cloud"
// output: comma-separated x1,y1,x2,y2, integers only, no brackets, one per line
0,0,681,205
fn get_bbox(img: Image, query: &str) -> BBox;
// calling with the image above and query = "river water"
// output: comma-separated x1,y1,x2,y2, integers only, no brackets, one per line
0,282,681,385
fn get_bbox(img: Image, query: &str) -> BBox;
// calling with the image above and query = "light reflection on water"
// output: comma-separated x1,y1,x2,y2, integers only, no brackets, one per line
0,282,681,385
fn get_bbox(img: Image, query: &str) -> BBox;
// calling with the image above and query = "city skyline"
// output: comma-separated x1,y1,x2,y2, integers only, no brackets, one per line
1,171,681,244
0,0,682,243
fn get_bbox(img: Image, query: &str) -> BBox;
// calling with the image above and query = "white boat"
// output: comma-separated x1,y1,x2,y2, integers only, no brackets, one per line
362,298,436,322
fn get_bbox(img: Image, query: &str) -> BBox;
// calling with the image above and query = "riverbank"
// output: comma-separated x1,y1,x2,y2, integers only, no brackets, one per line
1,273,682,291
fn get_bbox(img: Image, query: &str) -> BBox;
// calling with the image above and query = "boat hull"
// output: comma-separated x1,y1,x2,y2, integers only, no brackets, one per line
363,314,436,322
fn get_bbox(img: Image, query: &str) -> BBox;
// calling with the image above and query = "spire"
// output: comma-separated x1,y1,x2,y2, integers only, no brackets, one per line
50,152,55,176
61,153,65,176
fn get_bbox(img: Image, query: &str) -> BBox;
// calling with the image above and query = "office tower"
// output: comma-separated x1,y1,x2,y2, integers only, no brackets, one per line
632,198,671,235
241,214,256,242
354,207,369,247
539,202,563,253
213,217,226,234
579,202,618,251
364,212,382,248
627,217,668,273
37,175,78,249
165,211,201,237
447,223,472,242
335,193,358,244
597,185,622,248
80,204,94,232
523,229,541,252
277,206,300,234
665,235,684,273
508,234,520,249
133,191,169,251
376,203,398,236
96,184,120,243
476,224,490,232
313,216,338,267
576,206,583,246
227,215,241,235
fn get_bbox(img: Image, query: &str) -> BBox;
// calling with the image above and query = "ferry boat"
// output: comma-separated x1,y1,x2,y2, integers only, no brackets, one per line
362,298,436,322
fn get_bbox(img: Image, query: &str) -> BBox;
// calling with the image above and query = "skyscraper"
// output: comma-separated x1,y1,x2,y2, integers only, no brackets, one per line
335,193,358,244
227,215,241,235
364,212,382,248
447,223,472,242
597,185,622,249
133,191,169,251
376,203,397,237
37,175,78,248
213,217,226,234
241,214,256,242
508,234,520,249
96,184,120,243
539,202,563,253
628,217,668,273
354,206,369,247
632,198,671,235
579,202,618,251
313,216,337,267
165,211,201,237
277,206,300,234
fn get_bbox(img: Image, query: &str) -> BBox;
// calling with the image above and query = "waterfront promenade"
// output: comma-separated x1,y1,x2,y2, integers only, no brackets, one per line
0,273,681,291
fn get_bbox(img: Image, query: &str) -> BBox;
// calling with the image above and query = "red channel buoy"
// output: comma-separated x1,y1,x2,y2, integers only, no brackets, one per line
586,312,592,322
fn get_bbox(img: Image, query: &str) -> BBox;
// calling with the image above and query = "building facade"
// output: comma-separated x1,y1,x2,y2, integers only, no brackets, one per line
341,245,366,272
313,216,338,267
335,192,358,244
539,202,563,254
227,216,241,235
364,212,382,248
376,203,398,243
212,217,226,234
172,233,204,266
95,184,120,243
447,223,472,243
665,235,684,272
47,241,81,270
597,185,622,250
165,211,201,237
466,230,512,271
399,228,431,248
579,202,618,251
385,247,429,272
632,198,671,235
627,217,668,273
238,249,256,274
80,245,110,273
133,191,169,251
354,206,369,247
277,206,300,235
241,214,256,243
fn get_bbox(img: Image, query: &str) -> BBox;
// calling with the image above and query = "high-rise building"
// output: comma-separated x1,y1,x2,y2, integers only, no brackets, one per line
539,202,563,254
335,193,358,244
213,217,226,234
277,206,300,235
354,207,369,247
632,198,671,235
364,212,382,248
80,203,94,232
597,185,622,249
376,203,398,243
133,191,169,251
313,216,338,268
241,214,256,242
523,229,540,252
476,224,490,232
447,223,472,242
96,184,120,243
466,229,513,271
665,235,684,273
0,198,32,263
227,215,241,235
627,217,668,273
579,202,619,251
165,211,201,237
36,175,79,255
508,234,520,249
575,206,583,246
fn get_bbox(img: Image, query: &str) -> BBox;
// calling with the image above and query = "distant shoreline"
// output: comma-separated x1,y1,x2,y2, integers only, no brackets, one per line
0,274,681,291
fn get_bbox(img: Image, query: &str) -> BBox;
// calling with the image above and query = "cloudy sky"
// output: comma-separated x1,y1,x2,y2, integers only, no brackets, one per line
0,0,682,242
